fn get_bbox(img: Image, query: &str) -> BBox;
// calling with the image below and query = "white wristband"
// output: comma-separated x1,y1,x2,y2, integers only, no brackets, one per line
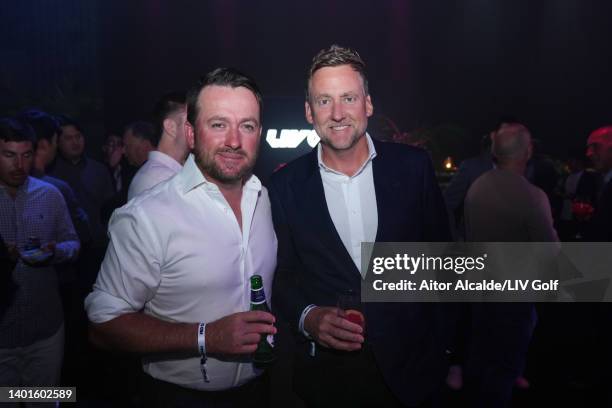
299,304,317,339
198,322,210,383
197,322,207,356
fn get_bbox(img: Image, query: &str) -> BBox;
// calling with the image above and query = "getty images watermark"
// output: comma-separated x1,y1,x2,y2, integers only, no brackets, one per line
360,242,612,302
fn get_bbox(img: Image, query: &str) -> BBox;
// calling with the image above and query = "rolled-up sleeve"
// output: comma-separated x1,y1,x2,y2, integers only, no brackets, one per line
85,204,162,323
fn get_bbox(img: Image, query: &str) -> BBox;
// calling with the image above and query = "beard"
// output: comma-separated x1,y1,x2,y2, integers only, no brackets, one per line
194,145,257,184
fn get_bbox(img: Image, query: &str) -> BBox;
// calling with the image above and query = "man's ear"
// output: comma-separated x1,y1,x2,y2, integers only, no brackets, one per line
365,94,374,118
163,118,177,138
305,101,314,125
185,122,195,150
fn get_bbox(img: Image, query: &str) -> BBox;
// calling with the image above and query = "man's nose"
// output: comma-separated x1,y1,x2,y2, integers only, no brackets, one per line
15,156,25,170
225,127,241,149
331,101,345,122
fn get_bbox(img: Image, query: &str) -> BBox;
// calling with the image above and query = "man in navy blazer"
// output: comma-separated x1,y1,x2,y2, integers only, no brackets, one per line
268,45,453,407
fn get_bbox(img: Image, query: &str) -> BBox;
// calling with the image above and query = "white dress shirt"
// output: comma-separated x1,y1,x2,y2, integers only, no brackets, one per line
298,134,378,337
85,154,277,391
127,150,183,201
318,133,378,274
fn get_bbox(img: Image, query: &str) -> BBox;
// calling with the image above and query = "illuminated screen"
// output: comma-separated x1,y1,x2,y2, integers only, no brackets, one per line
255,96,317,185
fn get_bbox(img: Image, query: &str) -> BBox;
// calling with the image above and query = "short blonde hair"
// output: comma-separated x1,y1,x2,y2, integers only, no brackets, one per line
306,45,368,101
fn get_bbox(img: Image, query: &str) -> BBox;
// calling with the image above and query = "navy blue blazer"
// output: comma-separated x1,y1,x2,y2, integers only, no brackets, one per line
268,140,454,406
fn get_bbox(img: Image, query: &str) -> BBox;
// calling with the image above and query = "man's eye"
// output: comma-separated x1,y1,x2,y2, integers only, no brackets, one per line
343,96,356,103
211,123,225,129
242,124,256,132
317,98,330,106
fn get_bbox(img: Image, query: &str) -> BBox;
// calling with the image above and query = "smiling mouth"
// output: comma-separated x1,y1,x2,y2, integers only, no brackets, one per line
330,125,350,131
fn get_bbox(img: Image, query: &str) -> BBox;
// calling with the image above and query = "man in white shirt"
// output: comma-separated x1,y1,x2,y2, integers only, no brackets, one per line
85,68,277,406
128,92,190,200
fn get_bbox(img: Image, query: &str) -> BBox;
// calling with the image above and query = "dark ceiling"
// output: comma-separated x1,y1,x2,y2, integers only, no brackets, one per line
2,0,611,160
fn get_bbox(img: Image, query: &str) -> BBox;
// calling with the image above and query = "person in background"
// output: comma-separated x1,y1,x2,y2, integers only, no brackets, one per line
20,109,91,245
0,117,79,398
585,126,612,241
463,123,557,407
583,125,612,405
48,117,115,387
443,117,518,240
122,121,156,169
48,116,114,248
127,91,188,200
558,149,591,241
100,121,157,225
102,132,137,195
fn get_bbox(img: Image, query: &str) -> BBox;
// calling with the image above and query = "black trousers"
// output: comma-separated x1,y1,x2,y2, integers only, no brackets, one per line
140,371,270,408
292,343,404,408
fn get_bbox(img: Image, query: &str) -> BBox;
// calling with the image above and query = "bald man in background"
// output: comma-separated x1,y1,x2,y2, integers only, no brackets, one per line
463,123,557,407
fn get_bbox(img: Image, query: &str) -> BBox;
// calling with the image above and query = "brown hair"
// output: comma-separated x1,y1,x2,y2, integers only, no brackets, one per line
186,68,262,128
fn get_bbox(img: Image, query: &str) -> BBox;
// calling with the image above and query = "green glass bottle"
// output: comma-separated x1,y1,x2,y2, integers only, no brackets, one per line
250,275,276,366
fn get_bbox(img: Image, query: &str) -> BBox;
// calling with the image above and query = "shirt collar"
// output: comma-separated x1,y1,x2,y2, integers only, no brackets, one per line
148,150,182,172
317,133,377,177
180,154,261,194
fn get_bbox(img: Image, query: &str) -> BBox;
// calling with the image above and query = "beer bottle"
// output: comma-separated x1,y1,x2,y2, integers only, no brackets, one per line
250,275,276,366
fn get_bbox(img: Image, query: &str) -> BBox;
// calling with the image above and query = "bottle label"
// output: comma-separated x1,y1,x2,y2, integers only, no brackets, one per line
250,287,266,305
266,334,275,348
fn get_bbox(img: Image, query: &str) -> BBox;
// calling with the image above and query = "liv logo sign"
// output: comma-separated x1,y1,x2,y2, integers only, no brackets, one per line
265,129,320,148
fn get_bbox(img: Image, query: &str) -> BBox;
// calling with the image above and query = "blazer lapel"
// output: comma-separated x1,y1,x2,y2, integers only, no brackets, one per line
372,143,402,242
291,149,359,279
